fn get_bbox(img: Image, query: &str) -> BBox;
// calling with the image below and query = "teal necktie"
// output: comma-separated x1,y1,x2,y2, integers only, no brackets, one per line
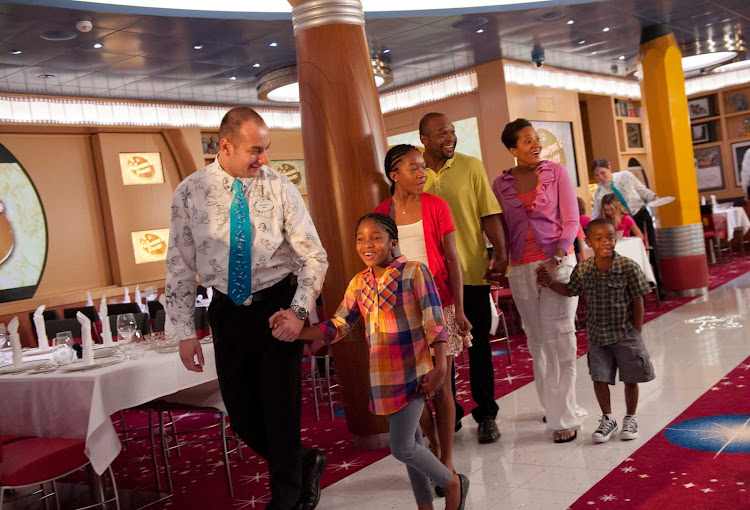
228,179,252,306
610,181,631,214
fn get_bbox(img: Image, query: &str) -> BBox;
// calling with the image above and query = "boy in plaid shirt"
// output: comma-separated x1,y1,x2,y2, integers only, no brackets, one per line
538,218,655,443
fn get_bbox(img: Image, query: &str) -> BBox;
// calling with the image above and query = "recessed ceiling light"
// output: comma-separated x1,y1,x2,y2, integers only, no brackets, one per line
603,27,610,32
38,74,55,79
193,43,204,50
383,49,390,54
253,63,260,68
229,76,237,81
93,43,103,49
618,55,625,60
476,29,484,34
41,30,77,41
591,50,598,55
451,17,488,30
9,49,22,55
269,41,278,47
578,40,586,45
538,10,565,22
567,19,574,25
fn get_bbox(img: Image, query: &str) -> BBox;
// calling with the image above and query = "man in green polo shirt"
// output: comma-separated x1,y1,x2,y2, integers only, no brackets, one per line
420,112,508,444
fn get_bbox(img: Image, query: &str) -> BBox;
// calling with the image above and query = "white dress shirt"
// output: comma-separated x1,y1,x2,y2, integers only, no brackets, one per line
165,158,328,342
741,149,750,193
591,170,656,218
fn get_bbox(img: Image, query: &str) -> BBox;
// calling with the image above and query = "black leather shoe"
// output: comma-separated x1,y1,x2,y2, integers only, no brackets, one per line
477,418,500,444
295,449,327,510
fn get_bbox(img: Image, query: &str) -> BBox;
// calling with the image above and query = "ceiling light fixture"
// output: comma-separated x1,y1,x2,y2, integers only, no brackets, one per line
618,55,625,60
229,76,237,81
567,19,574,25
578,40,585,45
93,43,103,49
476,29,484,34
603,27,610,32
712,58,750,73
258,58,393,103
38,74,56,79
253,63,260,68
383,49,391,54
538,10,565,22
41,30,77,41
269,41,278,47
680,36,745,73
591,50,598,55
9,49,22,55
193,43,204,50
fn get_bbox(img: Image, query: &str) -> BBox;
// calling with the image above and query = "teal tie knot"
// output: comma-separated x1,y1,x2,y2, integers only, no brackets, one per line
228,178,252,306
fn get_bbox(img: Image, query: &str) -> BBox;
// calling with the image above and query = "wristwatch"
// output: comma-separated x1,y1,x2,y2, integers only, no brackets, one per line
290,304,309,321
552,255,563,266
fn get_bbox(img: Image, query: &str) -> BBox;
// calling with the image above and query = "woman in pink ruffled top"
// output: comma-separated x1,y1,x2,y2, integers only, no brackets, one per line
490,119,585,444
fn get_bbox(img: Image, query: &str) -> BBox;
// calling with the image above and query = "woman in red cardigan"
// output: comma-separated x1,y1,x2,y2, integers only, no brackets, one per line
374,144,471,491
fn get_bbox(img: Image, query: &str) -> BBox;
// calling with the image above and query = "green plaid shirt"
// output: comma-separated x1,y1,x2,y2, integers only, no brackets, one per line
566,252,652,346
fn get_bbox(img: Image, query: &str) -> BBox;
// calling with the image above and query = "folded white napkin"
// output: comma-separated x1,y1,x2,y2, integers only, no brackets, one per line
135,284,145,312
86,290,93,306
32,305,49,349
700,196,707,206
100,296,114,347
77,311,95,365
123,287,131,303
8,316,22,368
206,287,213,301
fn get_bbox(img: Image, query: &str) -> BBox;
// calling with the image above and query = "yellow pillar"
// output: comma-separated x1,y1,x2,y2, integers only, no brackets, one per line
638,24,700,228
289,0,390,445
638,24,708,296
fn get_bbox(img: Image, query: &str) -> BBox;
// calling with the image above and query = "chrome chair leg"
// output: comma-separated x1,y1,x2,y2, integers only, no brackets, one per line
148,411,161,492
158,412,174,492
500,310,511,364
310,349,320,421
167,411,181,458
325,355,334,420
220,413,234,498
108,465,121,510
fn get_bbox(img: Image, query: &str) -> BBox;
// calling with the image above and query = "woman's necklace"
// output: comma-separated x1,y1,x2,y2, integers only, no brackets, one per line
393,194,420,215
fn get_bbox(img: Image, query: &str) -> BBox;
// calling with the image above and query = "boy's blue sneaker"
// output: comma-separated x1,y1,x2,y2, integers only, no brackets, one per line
593,415,618,443
620,414,639,440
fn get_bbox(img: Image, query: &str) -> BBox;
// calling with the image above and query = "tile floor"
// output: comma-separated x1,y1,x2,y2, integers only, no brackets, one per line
318,273,750,509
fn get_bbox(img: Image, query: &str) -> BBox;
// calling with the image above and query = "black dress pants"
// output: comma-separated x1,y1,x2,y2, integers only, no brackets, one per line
209,280,310,510
633,207,662,293
462,284,499,422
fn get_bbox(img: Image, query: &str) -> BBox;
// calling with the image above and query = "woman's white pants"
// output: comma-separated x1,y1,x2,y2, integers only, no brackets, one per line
507,254,585,433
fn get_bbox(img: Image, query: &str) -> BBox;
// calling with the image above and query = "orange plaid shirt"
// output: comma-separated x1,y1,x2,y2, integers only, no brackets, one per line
319,256,447,415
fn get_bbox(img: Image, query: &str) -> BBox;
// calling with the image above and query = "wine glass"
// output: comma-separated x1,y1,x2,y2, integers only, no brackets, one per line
117,314,137,342
53,331,75,365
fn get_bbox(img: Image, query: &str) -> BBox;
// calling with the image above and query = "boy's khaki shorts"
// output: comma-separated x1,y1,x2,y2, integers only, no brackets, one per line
588,328,656,385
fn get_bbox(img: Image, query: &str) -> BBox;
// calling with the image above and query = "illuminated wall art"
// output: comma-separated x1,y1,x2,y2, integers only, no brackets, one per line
0,144,48,303
131,228,170,264
386,117,483,162
119,152,165,185
270,159,307,194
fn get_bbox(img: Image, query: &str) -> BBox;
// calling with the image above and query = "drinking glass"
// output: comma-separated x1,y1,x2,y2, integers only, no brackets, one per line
53,331,75,365
117,314,137,342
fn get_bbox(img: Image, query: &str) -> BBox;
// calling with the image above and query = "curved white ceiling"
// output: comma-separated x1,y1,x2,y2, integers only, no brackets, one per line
70,0,556,16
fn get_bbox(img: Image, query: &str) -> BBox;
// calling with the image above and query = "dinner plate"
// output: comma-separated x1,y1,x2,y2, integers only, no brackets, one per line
94,347,119,358
59,358,125,372
647,196,675,208
0,360,51,375
22,347,56,356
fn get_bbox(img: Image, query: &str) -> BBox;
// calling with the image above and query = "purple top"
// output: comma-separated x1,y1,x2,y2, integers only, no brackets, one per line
492,160,580,263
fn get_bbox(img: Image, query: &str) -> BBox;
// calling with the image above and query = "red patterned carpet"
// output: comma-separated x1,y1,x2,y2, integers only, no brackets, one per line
105,255,750,508
569,355,750,509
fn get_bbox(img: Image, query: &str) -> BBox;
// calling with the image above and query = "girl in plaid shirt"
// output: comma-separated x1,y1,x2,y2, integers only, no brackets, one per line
294,213,470,510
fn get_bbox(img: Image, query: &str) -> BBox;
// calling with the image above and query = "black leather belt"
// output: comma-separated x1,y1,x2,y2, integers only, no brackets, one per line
213,273,297,306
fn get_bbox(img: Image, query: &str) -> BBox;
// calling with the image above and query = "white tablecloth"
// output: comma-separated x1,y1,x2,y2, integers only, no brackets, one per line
0,344,222,475
584,237,656,283
713,206,750,242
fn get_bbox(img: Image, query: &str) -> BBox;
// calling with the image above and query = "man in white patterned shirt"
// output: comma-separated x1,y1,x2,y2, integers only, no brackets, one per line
166,107,329,510
590,158,663,298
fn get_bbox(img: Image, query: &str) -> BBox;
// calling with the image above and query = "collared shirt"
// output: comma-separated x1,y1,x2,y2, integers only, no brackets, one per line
319,256,447,415
492,160,579,263
165,158,328,342
591,171,656,218
565,252,652,346
424,152,501,286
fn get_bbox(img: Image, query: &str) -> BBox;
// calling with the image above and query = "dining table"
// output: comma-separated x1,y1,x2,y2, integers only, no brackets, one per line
0,340,223,476
583,236,656,284
712,205,750,242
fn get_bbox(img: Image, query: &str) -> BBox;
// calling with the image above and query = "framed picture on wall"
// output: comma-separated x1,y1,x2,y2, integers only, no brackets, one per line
625,123,643,149
131,228,170,264
731,140,750,188
687,96,714,120
270,160,306,195
530,120,579,186
693,145,724,192
119,152,164,185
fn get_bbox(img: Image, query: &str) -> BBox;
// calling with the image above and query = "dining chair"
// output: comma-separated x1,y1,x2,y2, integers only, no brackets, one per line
0,435,120,509
44,319,83,339
63,306,99,324
305,342,337,421
153,310,166,333
107,313,151,336
639,224,661,305
701,212,722,264
105,303,142,317
489,286,512,364
147,300,164,317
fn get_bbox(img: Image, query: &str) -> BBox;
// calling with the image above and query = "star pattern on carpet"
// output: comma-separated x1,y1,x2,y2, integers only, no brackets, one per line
240,472,269,485
599,493,617,501
684,482,696,488
232,495,270,509
620,466,636,473
330,459,364,472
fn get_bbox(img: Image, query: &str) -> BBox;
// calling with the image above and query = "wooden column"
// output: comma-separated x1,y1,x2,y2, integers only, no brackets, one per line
290,0,390,445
